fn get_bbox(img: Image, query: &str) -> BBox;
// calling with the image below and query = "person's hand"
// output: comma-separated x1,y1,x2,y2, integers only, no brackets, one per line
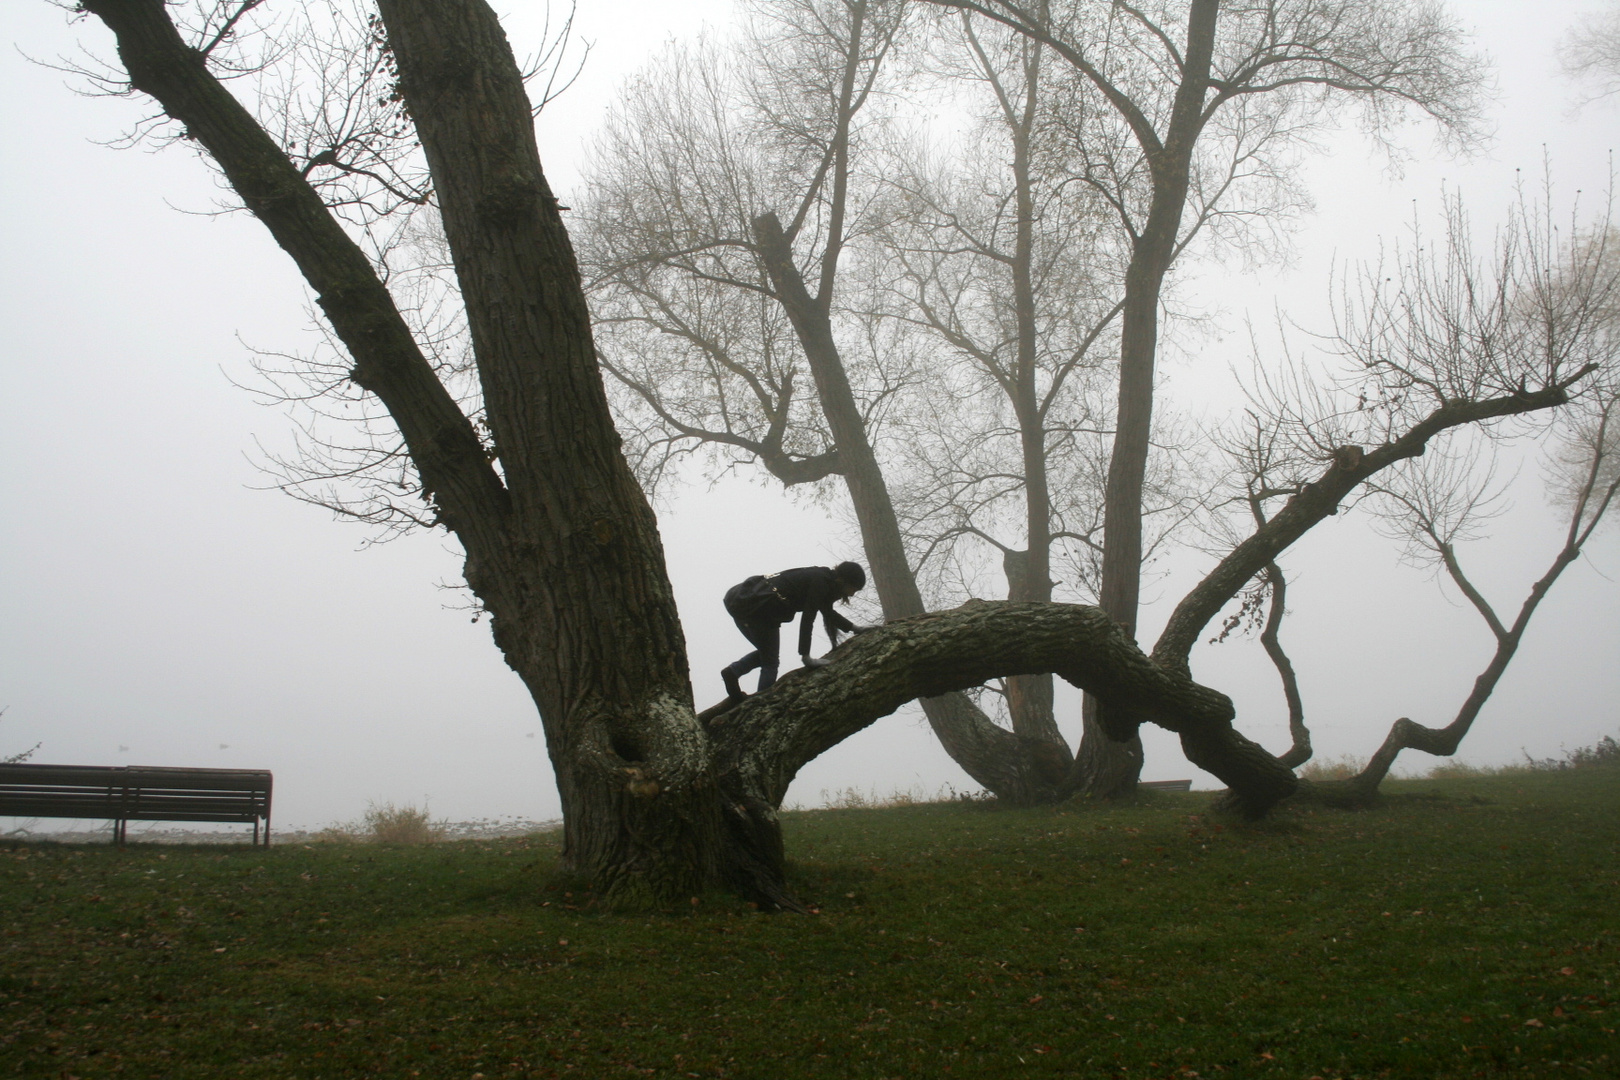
801,655,831,669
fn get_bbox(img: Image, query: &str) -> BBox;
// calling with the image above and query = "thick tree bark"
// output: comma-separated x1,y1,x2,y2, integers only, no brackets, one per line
704,600,1297,902
376,0,718,903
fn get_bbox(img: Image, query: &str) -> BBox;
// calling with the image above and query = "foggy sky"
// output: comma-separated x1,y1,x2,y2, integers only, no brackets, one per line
2,1,1616,834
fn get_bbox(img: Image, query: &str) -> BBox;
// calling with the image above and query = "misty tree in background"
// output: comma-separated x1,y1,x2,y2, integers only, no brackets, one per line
1184,188,1618,797
867,13,1198,791
1,709,40,766
1345,211,1620,793
926,0,1488,795
578,0,1115,804
1560,0,1620,106
73,0,1314,907
578,0,1355,804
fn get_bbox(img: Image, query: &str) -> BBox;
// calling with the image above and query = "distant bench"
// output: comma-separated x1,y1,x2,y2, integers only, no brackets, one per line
1139,779,1193,792
0,764,273,846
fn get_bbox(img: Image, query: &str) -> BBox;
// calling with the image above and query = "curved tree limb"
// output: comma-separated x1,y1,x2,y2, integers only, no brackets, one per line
1347,423,1620,795
700,600,1297,904
1258,564,1311,769
1151,374,1595,674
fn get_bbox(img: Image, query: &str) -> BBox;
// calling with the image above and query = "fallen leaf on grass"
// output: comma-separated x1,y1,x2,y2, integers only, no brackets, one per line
1523,1018,1544,1028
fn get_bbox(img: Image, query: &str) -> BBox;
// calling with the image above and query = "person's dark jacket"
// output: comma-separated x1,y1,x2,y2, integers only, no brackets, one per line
729,565,858,657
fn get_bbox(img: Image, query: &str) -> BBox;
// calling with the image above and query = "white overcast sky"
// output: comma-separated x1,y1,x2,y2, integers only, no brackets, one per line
2,1,1617,833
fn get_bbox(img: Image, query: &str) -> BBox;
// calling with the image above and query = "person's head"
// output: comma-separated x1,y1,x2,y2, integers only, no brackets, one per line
834,561,866,600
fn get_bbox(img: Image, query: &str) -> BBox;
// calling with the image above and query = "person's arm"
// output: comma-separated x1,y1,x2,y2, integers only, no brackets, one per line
821,603,856,645
798,607,817,659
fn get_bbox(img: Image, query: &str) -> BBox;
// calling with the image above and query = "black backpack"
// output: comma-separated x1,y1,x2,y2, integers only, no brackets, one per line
725,574,792,621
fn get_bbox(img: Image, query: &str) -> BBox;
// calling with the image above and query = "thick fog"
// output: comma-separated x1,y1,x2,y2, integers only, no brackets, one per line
2,1,1616,833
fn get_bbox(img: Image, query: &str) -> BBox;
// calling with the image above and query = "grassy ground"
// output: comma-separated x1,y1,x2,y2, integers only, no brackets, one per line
1,769,1615,1079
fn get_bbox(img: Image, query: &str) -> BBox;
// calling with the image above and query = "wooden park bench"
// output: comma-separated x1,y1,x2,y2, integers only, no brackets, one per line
0,763,273,846
1139,779,1193,792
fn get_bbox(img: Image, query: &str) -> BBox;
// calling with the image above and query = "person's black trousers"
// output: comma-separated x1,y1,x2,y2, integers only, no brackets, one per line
724,611,781,692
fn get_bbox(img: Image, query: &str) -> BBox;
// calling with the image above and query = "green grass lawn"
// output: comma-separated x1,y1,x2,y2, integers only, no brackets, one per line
2,768,1615,1079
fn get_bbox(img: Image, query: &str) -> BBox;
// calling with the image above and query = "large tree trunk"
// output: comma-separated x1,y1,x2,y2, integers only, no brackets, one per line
85,0,722,904
375,0,719,902
1072,0,1220,797
371,0,735,903
87,0,1400,911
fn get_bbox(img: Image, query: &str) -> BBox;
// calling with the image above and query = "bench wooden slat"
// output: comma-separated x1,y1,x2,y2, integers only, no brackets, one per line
0,763,272,845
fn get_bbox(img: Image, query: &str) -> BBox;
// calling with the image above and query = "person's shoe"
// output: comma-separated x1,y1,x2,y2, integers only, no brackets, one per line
722,666,745,701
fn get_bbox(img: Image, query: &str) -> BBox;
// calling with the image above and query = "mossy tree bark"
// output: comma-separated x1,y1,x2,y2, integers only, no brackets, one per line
702,600,1296,904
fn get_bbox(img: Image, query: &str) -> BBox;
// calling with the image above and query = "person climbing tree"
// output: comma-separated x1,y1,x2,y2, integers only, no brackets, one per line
721,562,871,698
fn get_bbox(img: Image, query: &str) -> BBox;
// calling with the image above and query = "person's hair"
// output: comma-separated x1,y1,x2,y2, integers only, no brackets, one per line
835,561,866,592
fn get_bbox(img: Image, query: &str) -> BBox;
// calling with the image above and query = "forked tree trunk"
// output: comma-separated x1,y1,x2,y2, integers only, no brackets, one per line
86,0,721,903
87,0,1143,906
369,0,727,903
89,0,1582,909
1345,480,1614,797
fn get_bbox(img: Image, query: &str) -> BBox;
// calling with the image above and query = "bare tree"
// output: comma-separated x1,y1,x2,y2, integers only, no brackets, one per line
1344,218,1620,793
579,0,1100,804
1199,415,1315,769
869,14,1206,786
1561,0,1620,106
67,0,1603,910
1159,188,1614,800
926,0,1488,793
73,0,1321,908
869,13,1125,773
